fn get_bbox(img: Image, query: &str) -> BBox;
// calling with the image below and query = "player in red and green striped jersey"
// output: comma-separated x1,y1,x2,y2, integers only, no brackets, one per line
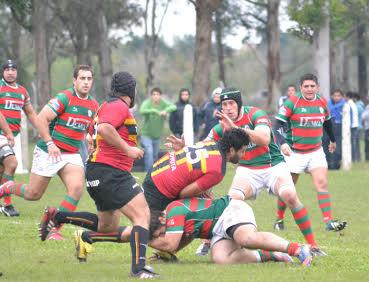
0,65,98,239
206,87,324,256
0,60,38,217
149,196,313,266
273,73,347,233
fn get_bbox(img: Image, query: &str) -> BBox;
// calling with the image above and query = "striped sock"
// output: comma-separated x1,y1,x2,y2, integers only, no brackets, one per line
257,250,280,262
317,192,332,223
2,174,14,206
58,195,79,212
291,205,317,247
3,183,26,198
287,242,300,256
276,197,287,220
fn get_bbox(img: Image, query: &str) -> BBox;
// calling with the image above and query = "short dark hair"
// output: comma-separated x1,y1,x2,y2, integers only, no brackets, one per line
345,91,356,99
149,209,166,240
218,127,250,153
151,87,162,95
287,84,296,90
300,73,318,86
331,89,344,96
179,88,190,95
73,65,93,79
353,93,361,100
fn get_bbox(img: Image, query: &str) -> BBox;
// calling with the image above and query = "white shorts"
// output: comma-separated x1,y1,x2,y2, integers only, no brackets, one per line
284,147,327,174
31,146,84,177
211,199,256,247
230,162,294,199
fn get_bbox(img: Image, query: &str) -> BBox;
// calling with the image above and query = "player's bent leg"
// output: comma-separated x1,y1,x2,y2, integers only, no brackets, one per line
211,239,258,264
228,169,255,201
20,173,51,200
58,164,85,207
1,155,18,215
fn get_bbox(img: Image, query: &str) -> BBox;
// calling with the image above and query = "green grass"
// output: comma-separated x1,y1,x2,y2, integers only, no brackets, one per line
1,162,369,281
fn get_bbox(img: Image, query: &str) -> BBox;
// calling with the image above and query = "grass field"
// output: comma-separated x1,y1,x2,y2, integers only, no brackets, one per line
1,162,369,281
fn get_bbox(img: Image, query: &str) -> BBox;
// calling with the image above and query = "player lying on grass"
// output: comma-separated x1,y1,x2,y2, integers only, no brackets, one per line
37,128,249,259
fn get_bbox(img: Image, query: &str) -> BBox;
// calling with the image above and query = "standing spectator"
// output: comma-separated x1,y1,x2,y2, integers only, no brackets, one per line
354,93,365,159
362,93,369,161
0,59,38,216
199,87,222,140
327,89,346,169
345,92,360,162
278,84,296,108
169,88,199,138
139,87,176,171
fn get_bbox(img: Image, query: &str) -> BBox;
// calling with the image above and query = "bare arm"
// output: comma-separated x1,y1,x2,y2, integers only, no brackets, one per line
179,181,203,198
149,233,183,253
245,125,271,147
0,111,14,146
97,123,144,159
23,103,38,129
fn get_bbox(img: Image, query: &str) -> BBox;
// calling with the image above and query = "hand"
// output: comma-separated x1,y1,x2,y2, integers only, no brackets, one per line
47,143,62,163
280,143,292,156
216,111,236,131
328,142,336,153
5,133,14,147
127,146,144,160
165,134,185,151
159,111,168,117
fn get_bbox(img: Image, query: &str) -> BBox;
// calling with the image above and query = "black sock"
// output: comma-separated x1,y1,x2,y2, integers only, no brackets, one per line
82,226,127,244
54,211,98,231
130,225,149,274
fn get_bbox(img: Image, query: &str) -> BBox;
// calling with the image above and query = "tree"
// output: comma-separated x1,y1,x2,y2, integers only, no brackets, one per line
190,0,220,106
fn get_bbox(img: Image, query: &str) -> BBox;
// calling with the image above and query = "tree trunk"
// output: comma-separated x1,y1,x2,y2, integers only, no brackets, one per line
266,0,281,114
357,23,367,99
33,0,51,109
340,42,350,92
215,9,225,86
313,3,330,99
96,6,113,98
192,0,219,106
330,44,336,91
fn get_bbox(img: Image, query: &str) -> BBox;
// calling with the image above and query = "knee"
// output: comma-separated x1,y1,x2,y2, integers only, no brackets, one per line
5,158,18,173
211,251,228,265
26,188,44,200
280,189,299,207
236,232,256,248
315,178,327,191
68,185,84,199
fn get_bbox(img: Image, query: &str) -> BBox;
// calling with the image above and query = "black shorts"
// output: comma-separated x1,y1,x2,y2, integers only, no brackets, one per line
85,162,142,212
142,171,174,212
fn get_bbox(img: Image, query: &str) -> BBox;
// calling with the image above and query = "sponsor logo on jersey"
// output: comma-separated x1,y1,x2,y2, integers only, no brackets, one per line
66,117,91,130
169,151,177,171
299,116,325,127
72,106,78,112
301,107,307,113
319,107,324,114
88,110,92,117
4,100,22,111
167,218,175,226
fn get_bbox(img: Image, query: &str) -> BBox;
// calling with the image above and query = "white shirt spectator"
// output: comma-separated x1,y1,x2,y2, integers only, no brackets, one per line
347,99,359,128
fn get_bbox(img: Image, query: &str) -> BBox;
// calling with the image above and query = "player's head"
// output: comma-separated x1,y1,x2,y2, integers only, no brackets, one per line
110,71,137,108
300,73,319,100
286,84,296,97
149,210,167,239
220,87,243,121
218,127,249,164
2,59,17,84
73,65,94,96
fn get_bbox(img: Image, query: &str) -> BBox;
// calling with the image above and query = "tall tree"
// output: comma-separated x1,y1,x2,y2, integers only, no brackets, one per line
190,0,220,106
143,0,170,95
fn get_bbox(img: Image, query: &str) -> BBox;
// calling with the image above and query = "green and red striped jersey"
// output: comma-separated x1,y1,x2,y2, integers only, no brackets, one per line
276,92,330,153
0,79,30,136
151,141,225,199
165,196,230,239
208,106,284,169
37,87,98,153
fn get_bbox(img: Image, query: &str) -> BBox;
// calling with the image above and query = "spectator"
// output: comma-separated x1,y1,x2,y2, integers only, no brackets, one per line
361,93,369,161
327,89,346,169
139,87,176,171
278,84,296,108
346,91,360,162
199,87,222,140
169,88,199,139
